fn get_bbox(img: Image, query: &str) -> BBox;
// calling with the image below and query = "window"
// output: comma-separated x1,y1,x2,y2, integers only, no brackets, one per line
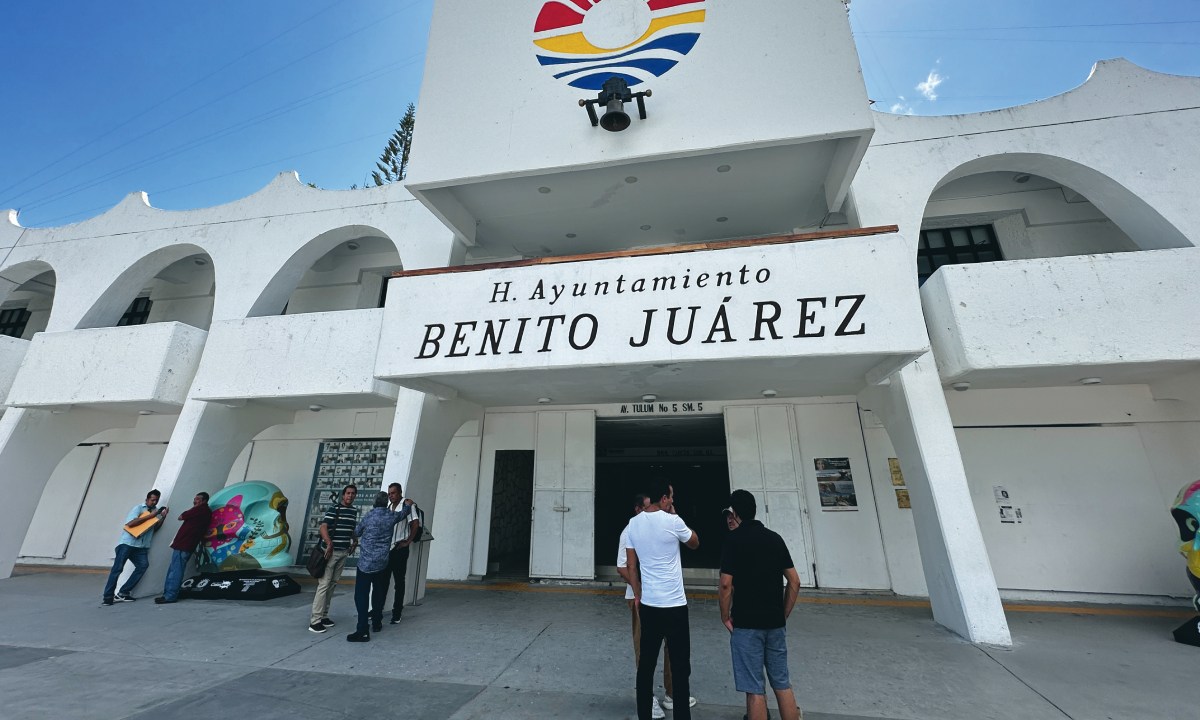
917,225,1003,284
377,273,391,308
0,307,31,338
117,296,153,326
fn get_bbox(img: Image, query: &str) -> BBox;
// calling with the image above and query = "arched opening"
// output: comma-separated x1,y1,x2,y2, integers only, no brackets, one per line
247,226,402,318
77,245,215,330
918,154,1191,284
0,261,56,340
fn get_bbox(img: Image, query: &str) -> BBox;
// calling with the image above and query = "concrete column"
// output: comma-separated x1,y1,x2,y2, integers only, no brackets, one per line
0,407,136,579
383,389,482,601
858,355,1012,646
139,400,296,595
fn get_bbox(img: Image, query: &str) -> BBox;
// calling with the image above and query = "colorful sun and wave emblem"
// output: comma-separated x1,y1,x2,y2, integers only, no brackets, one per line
533,0,706,91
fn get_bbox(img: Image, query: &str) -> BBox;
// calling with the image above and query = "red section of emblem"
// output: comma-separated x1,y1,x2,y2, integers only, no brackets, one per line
648,0,699,9
534,2,586,33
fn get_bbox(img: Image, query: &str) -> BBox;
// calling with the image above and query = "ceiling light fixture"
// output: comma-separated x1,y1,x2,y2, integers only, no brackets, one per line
346,241,360,251
537,397,552,404
640,225,652,231
642,394,657,403
625,176,638,184
1079,377,1103,385
193,257,208,266
538,186,552,194
138,410,154,416
716,217,728,223
1013,173,1032,184
761,389,777,398
717,165,732,173
951,382,971,392
308,404,324,412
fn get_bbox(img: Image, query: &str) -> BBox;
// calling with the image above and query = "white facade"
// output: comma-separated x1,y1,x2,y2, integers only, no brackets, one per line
3,1,1199,647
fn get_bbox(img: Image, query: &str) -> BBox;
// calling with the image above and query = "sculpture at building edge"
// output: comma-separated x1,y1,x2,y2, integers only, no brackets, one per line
1170,479,1200,646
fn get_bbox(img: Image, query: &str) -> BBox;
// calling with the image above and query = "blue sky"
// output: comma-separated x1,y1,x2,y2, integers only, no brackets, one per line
1,0,1196,228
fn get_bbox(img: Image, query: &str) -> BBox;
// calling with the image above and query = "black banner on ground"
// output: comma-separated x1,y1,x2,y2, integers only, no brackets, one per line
180,569,301,601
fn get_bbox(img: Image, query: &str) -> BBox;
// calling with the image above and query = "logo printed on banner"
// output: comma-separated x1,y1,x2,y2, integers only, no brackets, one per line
533,0,706,90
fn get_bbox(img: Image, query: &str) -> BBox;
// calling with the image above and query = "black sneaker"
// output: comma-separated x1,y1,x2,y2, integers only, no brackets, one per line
320,617,335,628
308,622,328,634
114,593,135,602
389,615,402,625
347,631,370,642
372,621,382,632
101,598,114,606
154,597,176,604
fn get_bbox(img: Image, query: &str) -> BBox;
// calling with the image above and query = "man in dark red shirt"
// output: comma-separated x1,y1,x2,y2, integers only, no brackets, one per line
155,492,213,604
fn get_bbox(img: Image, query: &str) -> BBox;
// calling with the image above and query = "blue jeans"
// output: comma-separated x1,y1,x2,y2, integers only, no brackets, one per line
102,544,149,600
354,568,389,634
730,627,791,695
162,549,193,601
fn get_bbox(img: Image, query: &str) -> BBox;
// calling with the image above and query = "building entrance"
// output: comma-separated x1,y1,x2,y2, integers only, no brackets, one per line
595,416,731,572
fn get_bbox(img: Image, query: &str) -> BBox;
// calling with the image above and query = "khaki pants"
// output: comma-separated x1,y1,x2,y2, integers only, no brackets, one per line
629,599,673,695
310,549,350,625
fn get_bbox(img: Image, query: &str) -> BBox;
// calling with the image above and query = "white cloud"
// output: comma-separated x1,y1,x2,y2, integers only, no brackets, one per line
916,69,944,101
889,95,914,115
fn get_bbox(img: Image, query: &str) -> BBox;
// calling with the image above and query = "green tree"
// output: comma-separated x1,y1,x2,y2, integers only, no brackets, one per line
372,103,415,186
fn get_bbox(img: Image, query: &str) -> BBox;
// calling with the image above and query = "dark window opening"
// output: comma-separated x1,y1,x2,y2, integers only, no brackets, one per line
117,296,152,326
595,416,730,570
0,307,32,338
918,224,1003,285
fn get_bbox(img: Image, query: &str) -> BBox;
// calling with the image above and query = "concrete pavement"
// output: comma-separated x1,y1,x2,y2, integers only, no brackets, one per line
0,567,1196,719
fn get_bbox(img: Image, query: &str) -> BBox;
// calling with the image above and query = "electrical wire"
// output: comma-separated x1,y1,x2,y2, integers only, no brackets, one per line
0,0,347,203
22,51,424,217
2,0,427,211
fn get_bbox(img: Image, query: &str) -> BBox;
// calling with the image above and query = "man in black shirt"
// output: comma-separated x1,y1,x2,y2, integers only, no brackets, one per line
719,490,802,720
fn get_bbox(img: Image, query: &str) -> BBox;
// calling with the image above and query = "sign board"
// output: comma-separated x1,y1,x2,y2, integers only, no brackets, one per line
378,232,928,405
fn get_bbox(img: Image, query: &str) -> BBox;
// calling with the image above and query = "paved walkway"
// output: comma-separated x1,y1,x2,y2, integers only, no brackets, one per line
0,568,1196,719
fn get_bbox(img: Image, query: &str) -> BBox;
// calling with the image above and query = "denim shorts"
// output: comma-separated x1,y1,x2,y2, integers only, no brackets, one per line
730,627,790,695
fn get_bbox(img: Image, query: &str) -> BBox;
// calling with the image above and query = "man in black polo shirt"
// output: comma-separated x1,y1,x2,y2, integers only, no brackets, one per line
309,484,359,633
719,490,802,720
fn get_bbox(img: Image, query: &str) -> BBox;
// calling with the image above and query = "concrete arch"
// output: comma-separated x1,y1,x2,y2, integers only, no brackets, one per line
928,153,1192,251
0,260,56,305
75,243,215,330
245,225,400,318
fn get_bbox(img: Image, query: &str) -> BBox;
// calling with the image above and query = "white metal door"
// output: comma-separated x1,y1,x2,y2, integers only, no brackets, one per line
529,410,596,579
723,405,816,586
19,445,105,559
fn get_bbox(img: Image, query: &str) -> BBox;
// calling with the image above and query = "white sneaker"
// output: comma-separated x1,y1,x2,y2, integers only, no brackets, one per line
651,697,666,719
661,695,697,710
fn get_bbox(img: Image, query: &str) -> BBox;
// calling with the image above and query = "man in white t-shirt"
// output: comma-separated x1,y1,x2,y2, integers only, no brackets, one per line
627,479,700,720
618,494,670,719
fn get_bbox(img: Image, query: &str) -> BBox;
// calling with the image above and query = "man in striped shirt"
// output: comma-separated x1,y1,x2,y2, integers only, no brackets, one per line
308,484,359,633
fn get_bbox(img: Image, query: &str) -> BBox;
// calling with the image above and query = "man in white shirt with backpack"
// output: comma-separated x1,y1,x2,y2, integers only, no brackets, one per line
383,482,422,625
627,479,700,720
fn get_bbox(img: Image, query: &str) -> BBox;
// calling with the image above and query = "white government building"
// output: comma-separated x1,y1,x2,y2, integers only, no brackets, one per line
2,0,1198,647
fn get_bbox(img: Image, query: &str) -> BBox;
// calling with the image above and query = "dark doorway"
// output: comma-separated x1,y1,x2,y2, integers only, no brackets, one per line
595,416,731,569
487,450,534,578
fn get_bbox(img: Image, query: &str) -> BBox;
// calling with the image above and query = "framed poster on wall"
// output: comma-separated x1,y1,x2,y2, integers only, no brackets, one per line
297,438,390,568
815,457,858,511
